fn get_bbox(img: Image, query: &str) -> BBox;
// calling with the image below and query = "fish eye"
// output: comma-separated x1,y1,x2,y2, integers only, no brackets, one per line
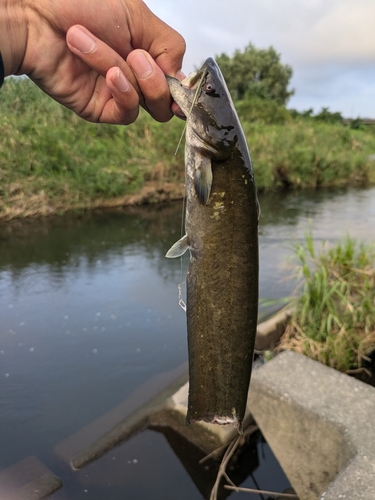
204,82,216,94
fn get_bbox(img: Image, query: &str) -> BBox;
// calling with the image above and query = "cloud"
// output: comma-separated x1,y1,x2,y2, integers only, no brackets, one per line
146,0,375,117
279,0,375,65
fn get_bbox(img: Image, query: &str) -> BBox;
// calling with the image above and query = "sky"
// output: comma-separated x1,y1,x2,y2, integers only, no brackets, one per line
147,0,375,118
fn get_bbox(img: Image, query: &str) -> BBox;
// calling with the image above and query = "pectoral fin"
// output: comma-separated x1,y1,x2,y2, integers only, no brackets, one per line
194,157,213,205
165,234,189,258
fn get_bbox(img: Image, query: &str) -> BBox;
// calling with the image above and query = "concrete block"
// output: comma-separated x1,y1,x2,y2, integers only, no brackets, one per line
0,456,62,500
54,363,188,469
255,308,292,351
248,351,375,500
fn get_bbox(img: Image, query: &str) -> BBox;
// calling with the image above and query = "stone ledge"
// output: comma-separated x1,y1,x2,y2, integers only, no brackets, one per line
54,362,188,469
0,456,62,500
255,308,292,351
248,351,375,500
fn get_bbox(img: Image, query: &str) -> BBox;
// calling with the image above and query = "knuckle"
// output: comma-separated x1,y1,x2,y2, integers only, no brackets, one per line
121,109,139,125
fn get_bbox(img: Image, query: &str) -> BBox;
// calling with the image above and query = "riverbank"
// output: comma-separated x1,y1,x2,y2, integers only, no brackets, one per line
1,77,375,220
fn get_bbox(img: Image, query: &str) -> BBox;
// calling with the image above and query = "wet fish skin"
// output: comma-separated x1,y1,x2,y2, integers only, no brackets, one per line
166,58,259,431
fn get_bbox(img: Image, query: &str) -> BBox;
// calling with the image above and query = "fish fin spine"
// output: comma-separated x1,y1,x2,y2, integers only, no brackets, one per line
165,234,189,258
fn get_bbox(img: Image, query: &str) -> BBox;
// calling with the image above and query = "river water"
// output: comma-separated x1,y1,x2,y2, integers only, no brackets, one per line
0,186,374,498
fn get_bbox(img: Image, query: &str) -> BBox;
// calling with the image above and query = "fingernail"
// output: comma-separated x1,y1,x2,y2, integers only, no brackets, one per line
175,70,186,81
111,68,130,93
131,52,152,79
69,27,96,54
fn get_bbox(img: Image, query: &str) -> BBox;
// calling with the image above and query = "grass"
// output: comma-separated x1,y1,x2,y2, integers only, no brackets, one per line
245,121,375,190
278,234,375,376
1,77,375,219
0,77,185,219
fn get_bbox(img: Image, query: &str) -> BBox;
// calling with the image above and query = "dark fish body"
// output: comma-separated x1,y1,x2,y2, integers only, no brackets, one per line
166,58,259,430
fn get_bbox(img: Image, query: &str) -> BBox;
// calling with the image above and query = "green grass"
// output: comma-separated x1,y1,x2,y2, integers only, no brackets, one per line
1,77,375,218
0,77,185,217
244,120,375,190
278,234,375,375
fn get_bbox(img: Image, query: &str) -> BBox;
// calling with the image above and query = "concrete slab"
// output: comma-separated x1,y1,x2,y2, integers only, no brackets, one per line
255,308,292,351
55,362,188,469
0,456,62,500
248,351,375,500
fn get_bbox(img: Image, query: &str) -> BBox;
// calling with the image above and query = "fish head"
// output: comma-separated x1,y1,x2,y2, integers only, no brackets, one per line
167,57,239,161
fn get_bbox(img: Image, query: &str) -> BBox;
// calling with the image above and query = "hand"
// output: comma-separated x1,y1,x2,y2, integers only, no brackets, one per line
0,0,185,124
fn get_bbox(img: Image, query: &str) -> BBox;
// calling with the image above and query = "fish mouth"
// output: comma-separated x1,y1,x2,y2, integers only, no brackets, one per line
172,57,218,92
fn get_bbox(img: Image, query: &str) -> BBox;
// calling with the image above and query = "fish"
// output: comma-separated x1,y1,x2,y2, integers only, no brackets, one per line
165,57,259,432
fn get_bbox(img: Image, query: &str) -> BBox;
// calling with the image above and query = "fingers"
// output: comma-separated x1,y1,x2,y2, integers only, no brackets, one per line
66,25,140,124
127,49,178,122
66,26,181,123
104,66,139,124
129,0,186,78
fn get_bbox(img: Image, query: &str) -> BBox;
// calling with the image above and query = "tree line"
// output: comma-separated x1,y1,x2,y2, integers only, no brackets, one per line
215,43,364,127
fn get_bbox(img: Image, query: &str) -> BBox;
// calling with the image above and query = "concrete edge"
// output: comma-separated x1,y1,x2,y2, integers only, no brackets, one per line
255,308,293,351
54,363,188,469
0,456,63,500
71,369,189,469
248,351,375,500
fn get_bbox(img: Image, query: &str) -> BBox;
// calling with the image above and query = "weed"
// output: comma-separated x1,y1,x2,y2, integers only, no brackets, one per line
278,234,375,374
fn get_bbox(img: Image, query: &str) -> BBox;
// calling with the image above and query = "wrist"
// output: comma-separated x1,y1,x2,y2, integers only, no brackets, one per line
0,0,28,76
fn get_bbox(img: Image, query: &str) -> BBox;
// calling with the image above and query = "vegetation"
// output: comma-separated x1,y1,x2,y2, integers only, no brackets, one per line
242,118,375,189
1,70,375,219
278,235,375,377
0,77,185,219
215,43,294,105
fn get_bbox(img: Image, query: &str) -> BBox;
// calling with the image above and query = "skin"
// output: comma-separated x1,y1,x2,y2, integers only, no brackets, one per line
0,0,186,124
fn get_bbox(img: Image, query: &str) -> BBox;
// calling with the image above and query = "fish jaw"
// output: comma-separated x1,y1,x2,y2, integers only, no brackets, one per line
166,75,195,117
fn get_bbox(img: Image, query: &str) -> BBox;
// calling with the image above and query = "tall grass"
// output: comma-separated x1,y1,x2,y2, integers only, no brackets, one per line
0,77,185,217
1,77,375,218
278,234,375,375
244,121,375,190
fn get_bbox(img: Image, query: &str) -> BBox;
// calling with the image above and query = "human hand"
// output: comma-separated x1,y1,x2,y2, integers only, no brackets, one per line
0,0,185,124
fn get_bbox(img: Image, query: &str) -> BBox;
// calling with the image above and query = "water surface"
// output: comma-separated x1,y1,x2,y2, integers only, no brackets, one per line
1,186,374,498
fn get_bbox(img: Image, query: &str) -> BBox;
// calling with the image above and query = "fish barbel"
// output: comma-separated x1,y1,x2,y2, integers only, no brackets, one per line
166,58,259,431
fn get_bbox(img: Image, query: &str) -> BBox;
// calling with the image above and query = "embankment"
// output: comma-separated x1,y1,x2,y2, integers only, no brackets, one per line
1,77,375,220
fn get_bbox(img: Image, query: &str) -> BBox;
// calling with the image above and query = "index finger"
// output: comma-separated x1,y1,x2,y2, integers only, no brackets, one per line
127,1,186,77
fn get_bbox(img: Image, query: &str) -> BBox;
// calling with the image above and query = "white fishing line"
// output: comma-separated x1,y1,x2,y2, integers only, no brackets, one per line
178,282,187,313
172,71,205,314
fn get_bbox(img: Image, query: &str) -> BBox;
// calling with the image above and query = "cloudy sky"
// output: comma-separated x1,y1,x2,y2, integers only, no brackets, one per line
147,0,375,118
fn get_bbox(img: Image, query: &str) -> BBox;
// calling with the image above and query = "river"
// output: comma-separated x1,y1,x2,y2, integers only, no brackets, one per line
1,185,374,499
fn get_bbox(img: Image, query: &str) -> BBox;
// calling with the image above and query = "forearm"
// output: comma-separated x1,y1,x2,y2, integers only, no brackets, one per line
0,0,28,76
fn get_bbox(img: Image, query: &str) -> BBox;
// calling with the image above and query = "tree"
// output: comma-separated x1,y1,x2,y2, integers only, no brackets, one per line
216,43,294,106
313,107,343,124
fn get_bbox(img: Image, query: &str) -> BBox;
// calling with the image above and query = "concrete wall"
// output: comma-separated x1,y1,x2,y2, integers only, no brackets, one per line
248,351,375,500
